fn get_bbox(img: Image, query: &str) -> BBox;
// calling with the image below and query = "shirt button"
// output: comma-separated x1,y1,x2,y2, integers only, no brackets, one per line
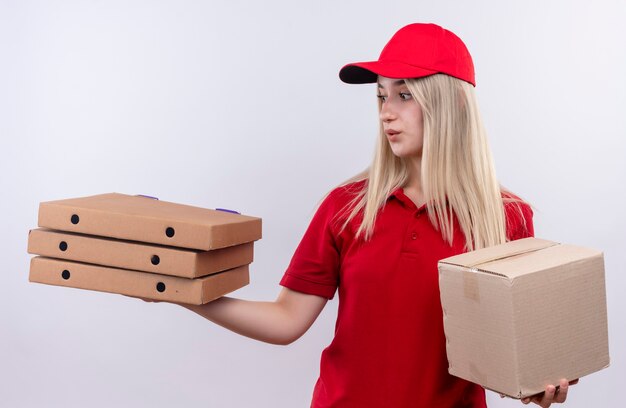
411,232,417,240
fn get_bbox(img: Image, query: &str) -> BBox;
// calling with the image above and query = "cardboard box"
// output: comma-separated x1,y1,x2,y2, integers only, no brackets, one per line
438,237,609,398
27,228,254,278
38,193,262,250
29,256,249,305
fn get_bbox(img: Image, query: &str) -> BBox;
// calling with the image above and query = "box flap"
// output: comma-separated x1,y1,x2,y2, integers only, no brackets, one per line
480,244,603,279
439,238,558,270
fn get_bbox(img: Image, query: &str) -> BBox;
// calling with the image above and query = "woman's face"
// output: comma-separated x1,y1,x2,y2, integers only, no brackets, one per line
377,76,424,160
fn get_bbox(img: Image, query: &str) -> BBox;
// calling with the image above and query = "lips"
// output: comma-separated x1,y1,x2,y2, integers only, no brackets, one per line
385,129,400,137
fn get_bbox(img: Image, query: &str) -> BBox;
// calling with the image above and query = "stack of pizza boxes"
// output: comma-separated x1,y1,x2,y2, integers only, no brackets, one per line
27,193,261,304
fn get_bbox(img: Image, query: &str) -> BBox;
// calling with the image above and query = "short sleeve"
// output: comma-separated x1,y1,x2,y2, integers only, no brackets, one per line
279,190,344,299
504,199,535,241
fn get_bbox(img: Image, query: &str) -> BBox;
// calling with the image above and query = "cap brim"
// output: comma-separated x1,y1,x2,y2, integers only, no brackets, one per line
339,61,438,84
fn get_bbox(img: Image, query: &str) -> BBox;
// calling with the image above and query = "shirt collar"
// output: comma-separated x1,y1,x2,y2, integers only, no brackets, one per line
388,187,427,213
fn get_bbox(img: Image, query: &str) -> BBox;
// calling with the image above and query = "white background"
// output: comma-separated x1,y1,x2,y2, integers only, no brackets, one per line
1,1,624,407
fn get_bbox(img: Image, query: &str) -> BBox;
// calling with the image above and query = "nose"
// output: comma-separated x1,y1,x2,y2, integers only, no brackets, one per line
379,100,396,122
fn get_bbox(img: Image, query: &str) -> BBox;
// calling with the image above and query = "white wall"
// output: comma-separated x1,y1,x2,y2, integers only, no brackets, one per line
1,1,624,406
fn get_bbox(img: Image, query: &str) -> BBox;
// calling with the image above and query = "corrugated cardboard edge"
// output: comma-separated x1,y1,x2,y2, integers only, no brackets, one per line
194,242,254,278
482,386,524,400
29,256,249,305
27,228,254,278
27,228,198,276
201,265,250,304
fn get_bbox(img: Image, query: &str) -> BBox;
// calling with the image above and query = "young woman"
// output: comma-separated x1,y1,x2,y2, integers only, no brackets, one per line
177,23,575,407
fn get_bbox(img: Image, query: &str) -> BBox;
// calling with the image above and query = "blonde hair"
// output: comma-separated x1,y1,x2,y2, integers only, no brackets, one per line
338,74,510,251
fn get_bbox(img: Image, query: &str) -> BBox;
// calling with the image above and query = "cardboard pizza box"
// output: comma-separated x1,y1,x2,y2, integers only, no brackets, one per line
29,256,249,305
27,228,254,278
438,237,609,399
38,193,261,250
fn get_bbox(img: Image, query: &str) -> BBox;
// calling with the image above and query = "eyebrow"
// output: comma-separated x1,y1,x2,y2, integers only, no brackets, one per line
377,80,406,88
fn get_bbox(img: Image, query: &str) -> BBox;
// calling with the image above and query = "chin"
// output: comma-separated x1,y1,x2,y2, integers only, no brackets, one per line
390,148,421,159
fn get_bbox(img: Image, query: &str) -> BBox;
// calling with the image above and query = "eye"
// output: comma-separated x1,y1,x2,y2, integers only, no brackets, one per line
376,94,387,102
399,92,413,101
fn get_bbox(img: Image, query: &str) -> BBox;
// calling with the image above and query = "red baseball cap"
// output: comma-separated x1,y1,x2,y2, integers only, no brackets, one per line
339,23,476,87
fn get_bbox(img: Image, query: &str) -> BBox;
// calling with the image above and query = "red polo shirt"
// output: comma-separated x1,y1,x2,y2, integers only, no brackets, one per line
280,180,534,408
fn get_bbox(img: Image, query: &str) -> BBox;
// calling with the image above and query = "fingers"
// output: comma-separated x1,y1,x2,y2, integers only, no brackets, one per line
518,378,576,407
527,379,572,407
553,379,569,404
544,384,557,405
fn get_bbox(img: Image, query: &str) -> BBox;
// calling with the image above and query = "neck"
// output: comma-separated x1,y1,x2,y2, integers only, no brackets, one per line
402,156,425,207
405,155,423,191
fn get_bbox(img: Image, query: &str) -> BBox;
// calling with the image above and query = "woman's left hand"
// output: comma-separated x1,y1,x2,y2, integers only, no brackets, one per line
520,379,579,407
